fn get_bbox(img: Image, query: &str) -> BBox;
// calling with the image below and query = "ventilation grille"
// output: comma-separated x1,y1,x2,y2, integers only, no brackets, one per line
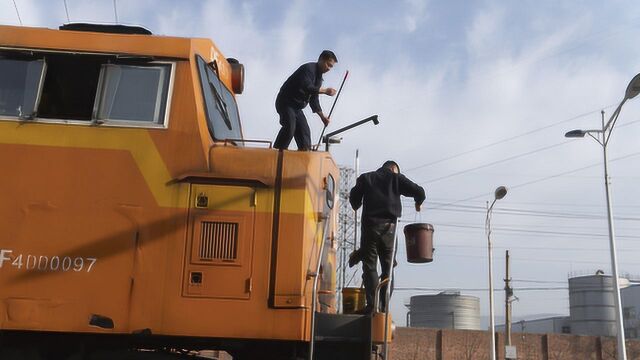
199,221,238,261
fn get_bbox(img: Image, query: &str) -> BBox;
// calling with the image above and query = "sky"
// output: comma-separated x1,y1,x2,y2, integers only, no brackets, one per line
3,0,640,328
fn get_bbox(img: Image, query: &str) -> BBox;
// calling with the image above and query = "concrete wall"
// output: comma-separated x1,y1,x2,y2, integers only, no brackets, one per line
391,327,640,360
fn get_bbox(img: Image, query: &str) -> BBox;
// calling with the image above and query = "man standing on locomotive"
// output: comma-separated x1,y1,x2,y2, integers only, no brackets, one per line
349,160,426,314
274,50,338,151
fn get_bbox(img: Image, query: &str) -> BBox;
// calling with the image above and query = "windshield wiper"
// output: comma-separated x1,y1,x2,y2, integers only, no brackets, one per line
208,79,233,130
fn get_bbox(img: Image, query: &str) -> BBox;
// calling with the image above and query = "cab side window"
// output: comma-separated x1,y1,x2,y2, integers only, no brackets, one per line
0,50,173,127
95,64,171,124
0,57,45,118
38,53,102,120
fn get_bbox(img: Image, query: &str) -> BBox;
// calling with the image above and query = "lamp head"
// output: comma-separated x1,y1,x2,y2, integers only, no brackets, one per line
625,73,640,100
494,186,508,200
372,115,380,125
565,129,586,138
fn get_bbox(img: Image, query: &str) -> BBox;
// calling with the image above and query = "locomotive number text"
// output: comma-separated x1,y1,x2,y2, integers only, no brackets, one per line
0,249,97,273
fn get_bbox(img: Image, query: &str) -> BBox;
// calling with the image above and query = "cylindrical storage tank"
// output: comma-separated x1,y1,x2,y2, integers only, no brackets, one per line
408,292,481,330
569,274,629,337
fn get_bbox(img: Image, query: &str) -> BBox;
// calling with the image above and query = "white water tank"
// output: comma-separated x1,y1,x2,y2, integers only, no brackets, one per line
569,273,629,336
408,292,481,330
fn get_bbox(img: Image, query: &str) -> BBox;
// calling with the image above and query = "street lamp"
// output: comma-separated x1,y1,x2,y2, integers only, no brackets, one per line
564,72,640,360
486,186,507,360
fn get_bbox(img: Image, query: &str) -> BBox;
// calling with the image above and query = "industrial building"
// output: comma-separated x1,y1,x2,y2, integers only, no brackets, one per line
498,316,571,335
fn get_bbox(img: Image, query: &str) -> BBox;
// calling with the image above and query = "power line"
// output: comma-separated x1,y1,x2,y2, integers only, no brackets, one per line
404,105,615,173
12,0,22,25
418,141,570,184
113,0,118,24
415,118,640,185
509,150,640,192
511,279,567,284
395,287,567,292
433,244,640,253
397,221,640,240
405,252,637,266
406,200,640,221
425,149,640,211
63,0,70,23
425,197,640,209
411,227,640,243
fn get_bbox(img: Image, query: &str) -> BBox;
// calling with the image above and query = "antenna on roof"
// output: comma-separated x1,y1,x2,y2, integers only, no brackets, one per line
113,0,119,24
12,0,23,25
63,0,70,23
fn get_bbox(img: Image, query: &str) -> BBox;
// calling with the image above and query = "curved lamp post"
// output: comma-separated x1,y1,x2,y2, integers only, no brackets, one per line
486,186,507,360
564,72,640,360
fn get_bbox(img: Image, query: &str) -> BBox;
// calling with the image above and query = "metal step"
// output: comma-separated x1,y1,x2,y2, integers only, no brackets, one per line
314,313,372,342
313,313,374,360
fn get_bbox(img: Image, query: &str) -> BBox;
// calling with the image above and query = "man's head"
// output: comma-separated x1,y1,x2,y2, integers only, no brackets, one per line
382,160,400,174
318,50,337,74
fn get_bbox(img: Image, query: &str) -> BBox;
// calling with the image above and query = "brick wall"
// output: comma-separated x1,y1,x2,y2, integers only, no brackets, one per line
391,327,640,360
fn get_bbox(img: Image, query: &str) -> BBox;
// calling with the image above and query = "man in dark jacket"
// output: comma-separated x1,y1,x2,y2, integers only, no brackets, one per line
274,50,338,151
349,160,426,313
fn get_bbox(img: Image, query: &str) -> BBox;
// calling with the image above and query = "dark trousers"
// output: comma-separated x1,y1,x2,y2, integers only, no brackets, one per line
360,219,396,311
274,100,311,150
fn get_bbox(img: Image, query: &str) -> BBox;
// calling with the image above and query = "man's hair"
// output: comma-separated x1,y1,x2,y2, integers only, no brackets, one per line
382,160,400,173
319,50,338,63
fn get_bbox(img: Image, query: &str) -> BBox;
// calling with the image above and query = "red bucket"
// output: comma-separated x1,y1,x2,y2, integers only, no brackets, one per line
404,223,435,263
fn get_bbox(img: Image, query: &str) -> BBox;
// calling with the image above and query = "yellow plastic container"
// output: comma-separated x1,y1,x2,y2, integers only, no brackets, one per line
342,287,366,314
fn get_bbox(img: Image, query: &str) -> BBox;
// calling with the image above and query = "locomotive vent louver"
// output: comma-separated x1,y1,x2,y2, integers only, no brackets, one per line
199,221,238,261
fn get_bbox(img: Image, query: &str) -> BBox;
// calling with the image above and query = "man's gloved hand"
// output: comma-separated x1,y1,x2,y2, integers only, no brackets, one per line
415,203,422,212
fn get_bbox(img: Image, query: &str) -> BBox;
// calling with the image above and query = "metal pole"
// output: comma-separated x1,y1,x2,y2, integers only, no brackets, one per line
505,250,512,347
340,217,347,309
314,70,349,151
309,215,331,360
354,149,359,253
602,111,627,360
487,200,497,360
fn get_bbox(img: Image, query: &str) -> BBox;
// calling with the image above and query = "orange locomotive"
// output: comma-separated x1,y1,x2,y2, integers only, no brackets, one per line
0,24,388,359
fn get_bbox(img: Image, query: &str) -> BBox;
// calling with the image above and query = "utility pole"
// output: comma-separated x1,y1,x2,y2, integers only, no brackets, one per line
505,250,517,360
505,250,512,346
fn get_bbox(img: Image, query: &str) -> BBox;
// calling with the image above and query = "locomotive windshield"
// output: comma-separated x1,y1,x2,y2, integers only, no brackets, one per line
196,55,242,142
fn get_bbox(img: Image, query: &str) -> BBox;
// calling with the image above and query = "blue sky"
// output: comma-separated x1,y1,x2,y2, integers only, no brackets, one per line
3,0,640,327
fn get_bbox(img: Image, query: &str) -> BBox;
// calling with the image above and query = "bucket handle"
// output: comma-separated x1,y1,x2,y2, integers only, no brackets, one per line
414,207,423,222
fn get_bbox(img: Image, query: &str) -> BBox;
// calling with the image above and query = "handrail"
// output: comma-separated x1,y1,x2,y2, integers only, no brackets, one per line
373,278,391,316
308,212,330,360
222,138,273,148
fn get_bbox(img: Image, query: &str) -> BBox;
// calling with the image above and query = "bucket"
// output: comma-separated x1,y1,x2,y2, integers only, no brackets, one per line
404,223,435,263
342,287,366,314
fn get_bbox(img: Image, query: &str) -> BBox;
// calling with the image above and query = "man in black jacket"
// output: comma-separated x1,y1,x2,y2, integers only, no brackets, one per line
349,161,426,313
274,50,338,150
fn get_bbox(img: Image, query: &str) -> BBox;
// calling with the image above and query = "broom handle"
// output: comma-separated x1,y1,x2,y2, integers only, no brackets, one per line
314,70,349,151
